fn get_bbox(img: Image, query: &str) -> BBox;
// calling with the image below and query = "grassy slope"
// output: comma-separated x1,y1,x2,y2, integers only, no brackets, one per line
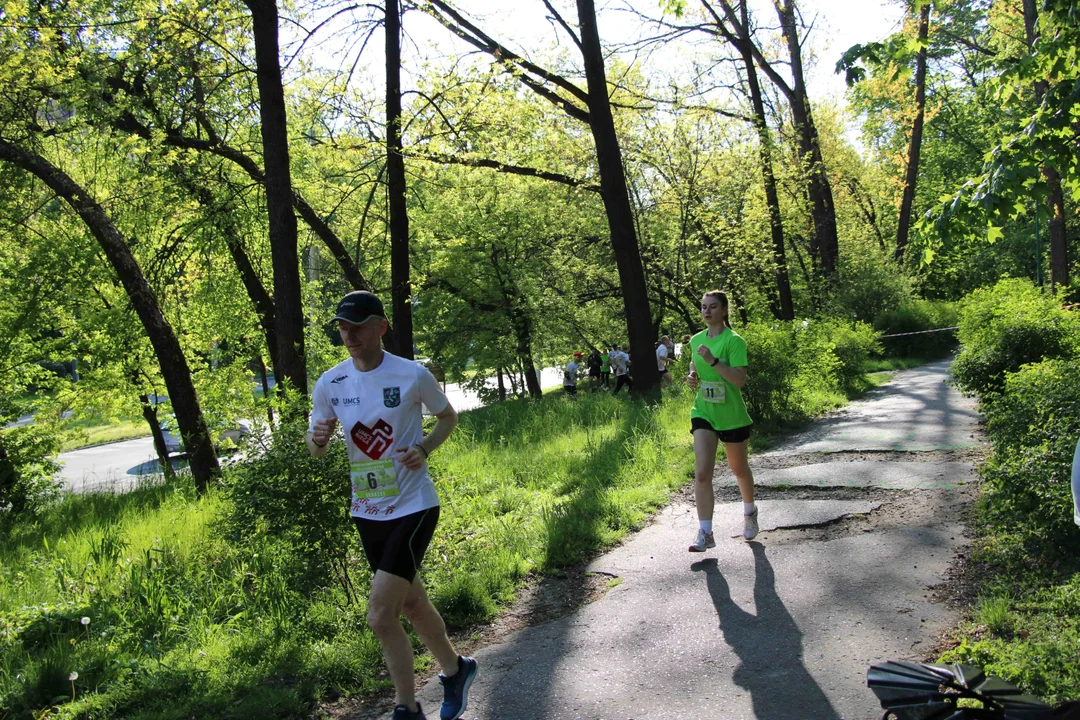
0,369,895,719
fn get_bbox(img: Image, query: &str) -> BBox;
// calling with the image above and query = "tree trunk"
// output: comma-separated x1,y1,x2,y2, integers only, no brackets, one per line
508,311,542,398
386,0,415,358
244,0,307,397
257,355,274,423
775,0,839,279
497,366,506,401
895,0,930,263
739,0,793,319
1023,0,1069,289
576,0,659,393
139,394,175,481
0,138,220,493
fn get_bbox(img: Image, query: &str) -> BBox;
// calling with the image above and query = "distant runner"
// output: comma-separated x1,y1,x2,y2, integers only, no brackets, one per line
685,290,759,550
564,353,582,396
656,335,673,387
307,291,478,720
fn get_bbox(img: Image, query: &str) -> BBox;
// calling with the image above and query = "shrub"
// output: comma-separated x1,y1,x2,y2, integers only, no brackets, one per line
977,358,1080,552
874,298,959,358
951,278,1080,399
802,318,882,393
739,323,800,424
0,425,61,533
217,410,357,599
833,248,914,324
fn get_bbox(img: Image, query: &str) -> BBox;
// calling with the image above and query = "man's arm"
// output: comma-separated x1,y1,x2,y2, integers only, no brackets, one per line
307,417,337,457
397,403,458,470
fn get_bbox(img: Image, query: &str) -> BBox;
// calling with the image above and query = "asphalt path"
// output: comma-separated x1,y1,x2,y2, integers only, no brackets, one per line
54,367,566,492
406,358,980,720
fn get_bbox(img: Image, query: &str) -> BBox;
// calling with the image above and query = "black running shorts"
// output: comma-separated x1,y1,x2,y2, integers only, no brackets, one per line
690,417,752,444
352,506,439,582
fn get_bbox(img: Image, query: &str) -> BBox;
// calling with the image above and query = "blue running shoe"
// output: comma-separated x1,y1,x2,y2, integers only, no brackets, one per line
439,656,478,720
392,702,426,720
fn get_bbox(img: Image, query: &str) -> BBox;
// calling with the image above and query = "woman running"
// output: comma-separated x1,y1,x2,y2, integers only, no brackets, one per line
685,290,758,550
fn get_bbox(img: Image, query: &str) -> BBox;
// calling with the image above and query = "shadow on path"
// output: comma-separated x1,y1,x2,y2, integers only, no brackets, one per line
692,544,840,720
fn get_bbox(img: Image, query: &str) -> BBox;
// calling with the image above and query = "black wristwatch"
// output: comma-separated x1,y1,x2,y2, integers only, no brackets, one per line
710,358,720,367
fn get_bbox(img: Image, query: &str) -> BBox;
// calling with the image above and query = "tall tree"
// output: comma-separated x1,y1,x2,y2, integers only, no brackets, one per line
421,0,661,392
703,0,840,281
385,0,414,357
1022,0,1068,290
0,138,221,494
575,0,659,391
243,0,307,397
735,0,793,319
895,0,931,263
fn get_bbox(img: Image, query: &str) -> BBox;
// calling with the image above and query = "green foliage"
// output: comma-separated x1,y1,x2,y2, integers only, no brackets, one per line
940,574,1080,705
217,407,355,598
920,1,1080,259
873,298,959,358
0,424,62,532
978,358,1080,551
740,317,880,425
832,248,914,324
939,282,1080,705
951,278,1080,397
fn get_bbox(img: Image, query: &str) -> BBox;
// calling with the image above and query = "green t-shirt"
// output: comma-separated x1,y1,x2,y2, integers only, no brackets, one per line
690,327,753,431
600,353,610,372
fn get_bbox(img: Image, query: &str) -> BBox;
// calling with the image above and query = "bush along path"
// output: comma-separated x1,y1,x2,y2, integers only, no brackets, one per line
403,358,983,720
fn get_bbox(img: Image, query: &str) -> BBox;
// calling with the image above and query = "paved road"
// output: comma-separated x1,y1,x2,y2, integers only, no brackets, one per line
55,367,566,492
406,358,978,720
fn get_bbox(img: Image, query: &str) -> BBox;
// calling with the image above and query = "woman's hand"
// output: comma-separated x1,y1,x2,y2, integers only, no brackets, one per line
686,372,699,390
696,344,716,366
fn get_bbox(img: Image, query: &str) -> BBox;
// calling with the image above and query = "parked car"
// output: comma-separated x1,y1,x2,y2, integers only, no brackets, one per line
159,417,251,456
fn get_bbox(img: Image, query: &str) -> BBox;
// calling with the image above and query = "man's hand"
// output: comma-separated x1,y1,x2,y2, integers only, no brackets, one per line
311,417,338,446
396,444,427,471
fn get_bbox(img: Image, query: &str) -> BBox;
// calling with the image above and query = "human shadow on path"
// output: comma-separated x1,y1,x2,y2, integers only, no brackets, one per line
692,545,840,720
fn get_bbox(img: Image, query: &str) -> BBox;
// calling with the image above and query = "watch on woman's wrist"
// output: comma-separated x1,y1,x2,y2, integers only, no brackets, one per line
710,357,720,367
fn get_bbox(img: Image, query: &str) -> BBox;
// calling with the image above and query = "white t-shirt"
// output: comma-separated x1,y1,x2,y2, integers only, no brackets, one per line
1072,437,1079,527
309,352,449,520
564,360,579,387
611,351,629,376
656,344,669,371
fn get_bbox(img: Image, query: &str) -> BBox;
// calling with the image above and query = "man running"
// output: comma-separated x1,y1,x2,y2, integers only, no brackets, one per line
611,345,633,395
307,290,478,720
656,335,673,387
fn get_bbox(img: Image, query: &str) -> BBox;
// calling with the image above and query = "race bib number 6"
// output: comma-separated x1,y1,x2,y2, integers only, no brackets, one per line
351,459,399,499
701,380,726,404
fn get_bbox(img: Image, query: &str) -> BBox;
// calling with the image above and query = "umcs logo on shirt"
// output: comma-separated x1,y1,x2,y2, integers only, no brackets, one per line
351,418,393,459
383,387,401,408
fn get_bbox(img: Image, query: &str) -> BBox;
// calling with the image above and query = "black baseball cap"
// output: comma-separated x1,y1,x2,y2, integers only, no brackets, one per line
332,291,387,325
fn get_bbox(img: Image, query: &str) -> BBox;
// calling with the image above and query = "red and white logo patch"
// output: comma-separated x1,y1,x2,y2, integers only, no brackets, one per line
350,418,393,459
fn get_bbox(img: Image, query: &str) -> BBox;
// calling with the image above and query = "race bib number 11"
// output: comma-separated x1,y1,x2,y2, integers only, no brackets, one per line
701,381,726,404
351,459,399,499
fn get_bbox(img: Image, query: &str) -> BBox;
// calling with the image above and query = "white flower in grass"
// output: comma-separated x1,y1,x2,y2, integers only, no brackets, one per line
80,617,90,626
68,671,78,681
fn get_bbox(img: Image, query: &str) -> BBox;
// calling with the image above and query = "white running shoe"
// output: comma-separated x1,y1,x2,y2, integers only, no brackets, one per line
743,511,759,541
689,529,716,552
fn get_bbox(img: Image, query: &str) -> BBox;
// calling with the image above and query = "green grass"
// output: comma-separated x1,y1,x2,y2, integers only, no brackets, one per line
58,418,149,452
1,389,701,719
940,548,1080,705
0,359,904,719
